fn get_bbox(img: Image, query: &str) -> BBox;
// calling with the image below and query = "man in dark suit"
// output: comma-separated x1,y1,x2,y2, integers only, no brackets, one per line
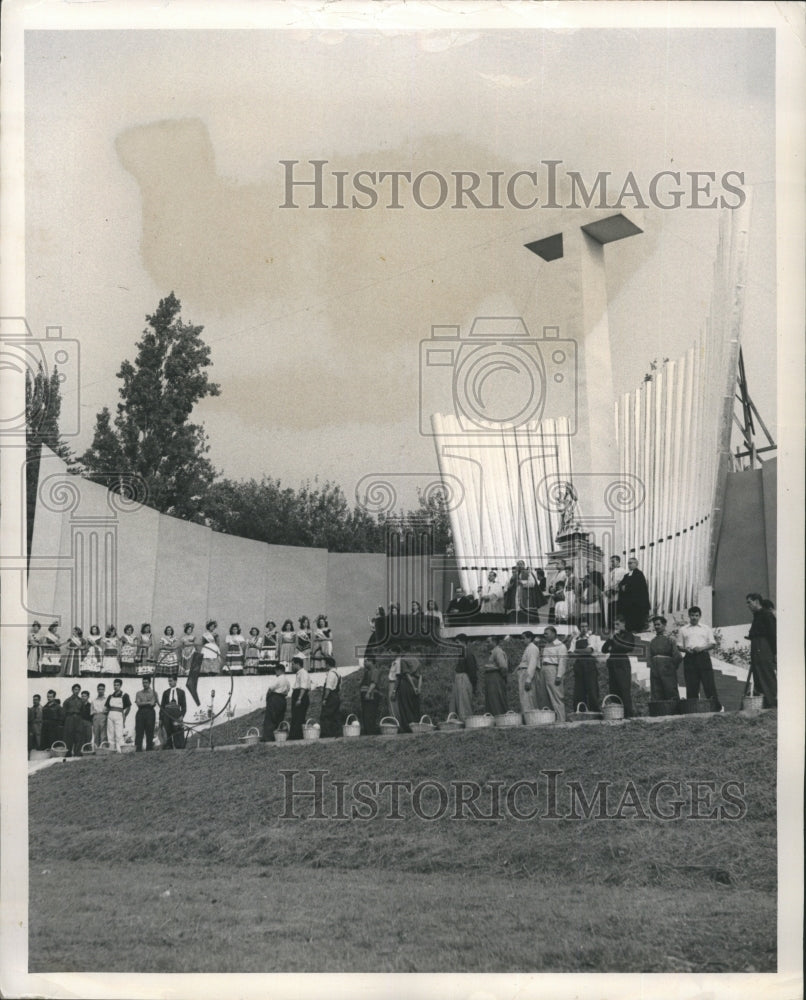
160,676,187,749
617,557,651,633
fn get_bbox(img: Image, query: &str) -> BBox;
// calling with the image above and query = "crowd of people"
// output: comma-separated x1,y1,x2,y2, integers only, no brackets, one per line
26,615,335,679
28,591,777,755
441,555,653,633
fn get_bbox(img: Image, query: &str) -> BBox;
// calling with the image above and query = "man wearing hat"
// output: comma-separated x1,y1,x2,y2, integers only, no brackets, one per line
516,632,540,715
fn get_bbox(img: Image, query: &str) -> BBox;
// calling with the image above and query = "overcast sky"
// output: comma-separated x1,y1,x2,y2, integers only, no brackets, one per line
25,26,776,507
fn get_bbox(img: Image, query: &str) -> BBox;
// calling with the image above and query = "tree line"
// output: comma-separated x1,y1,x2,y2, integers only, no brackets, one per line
26,293,451,554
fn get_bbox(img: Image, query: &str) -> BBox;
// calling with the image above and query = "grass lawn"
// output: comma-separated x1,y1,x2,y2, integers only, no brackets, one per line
29,710,776,973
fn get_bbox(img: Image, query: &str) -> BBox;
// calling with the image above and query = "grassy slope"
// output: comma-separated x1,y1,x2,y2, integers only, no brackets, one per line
29,711,776,973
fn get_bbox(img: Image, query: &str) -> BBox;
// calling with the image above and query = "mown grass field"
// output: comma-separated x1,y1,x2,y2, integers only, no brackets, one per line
29,709,776,973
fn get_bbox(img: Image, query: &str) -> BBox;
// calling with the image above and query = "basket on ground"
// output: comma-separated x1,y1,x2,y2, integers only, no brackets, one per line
410,714,436,735
602,695,625,721
81,742,95,756
437,712,464,732
240,726,261,745
648,699,679,717
523,708,556,727
275,721,290,743
342,714,361,738
379,716,399,737
494,711,522,728
465,713,495,730
568,702,603,722
742,694,764,712
95,741,112,756
49,740,68,759
681,697,716,715
119,740,136,754
303,719,321,741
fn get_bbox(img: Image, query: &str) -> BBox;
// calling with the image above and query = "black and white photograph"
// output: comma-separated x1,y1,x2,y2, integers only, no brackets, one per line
1,1,803,997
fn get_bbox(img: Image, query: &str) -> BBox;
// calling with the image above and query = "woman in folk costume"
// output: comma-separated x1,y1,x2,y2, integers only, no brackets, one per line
81,625,103,676
224,623,246,675
119,625,139,676
259,620,278,673
179,623,197,677
448,634,477,722
277,619,296,666
134,624,154,677
62,627,87,678
39,622,65,677
27,621,43,677
156,625,179,678
245,627,261,675
319,659,343,738
311,614,333,666
296,616,312,663
289,654,312,739
395,651,423,734
200,620,222,675
101,626,121,676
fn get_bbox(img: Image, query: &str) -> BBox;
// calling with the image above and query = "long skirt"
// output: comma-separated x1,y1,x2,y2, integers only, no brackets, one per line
484,670,508,716
278,638,296,665
396,674,421,734
81,648,102,675
27,645,41,676
200,654,220,675
262,693,287,742
62,647,83,678
448,672,474,722
289,689,309,740
101,652,120,676
319,691,342,739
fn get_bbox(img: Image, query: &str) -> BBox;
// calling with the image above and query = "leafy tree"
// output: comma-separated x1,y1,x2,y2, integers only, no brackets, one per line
80,293,220,520
26,363,74,557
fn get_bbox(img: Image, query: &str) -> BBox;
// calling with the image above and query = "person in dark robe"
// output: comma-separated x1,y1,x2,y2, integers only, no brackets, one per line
483,636,509,716
745,593,777,708
318,662,342,738
160,676,187,749
448,635,477,721
359,655,382,736
602,618,637,718
571,622,602,712
262,663,291,742
62,684,85,757
617,558,651,632
395,651,422,734
28,694,43,751
647,616,682,706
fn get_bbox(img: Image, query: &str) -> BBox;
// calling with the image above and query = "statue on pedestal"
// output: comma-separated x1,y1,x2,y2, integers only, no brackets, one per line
555,483,583,541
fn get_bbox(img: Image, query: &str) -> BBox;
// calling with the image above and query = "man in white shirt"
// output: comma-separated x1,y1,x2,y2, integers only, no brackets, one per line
516,631,540,714
533,626,568,722
478,570,506,615
605,556,627,630
678,606,722,711
90,683,108,749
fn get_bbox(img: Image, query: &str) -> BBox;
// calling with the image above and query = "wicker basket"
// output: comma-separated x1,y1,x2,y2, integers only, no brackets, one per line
465,713,495,730
568,702,603,722
274,721,290,743
648,699,679,717
523,708,556,727
240,726,262,745
680,698,716,715
379,716,399,737
602,695,625,721
494,711,523,728
410,714,436,735
437,712,464,732
95,741,112,756
119,741,136,754
81,742,95,756
742,694,764,712
302,719,321,741
342,714,361,738
49,740,68,759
